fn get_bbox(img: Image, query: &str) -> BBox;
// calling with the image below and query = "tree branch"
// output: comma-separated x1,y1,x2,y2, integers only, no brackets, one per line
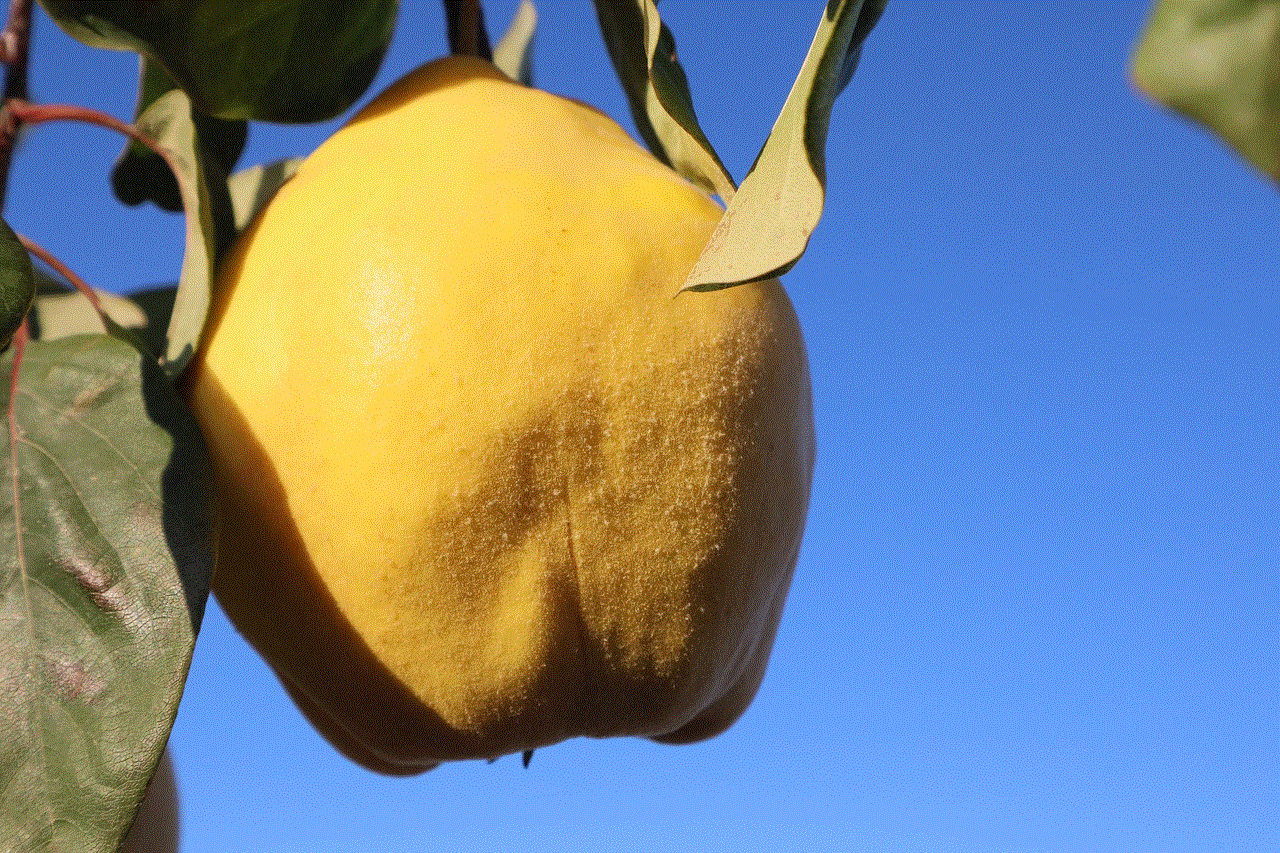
0,0,33,209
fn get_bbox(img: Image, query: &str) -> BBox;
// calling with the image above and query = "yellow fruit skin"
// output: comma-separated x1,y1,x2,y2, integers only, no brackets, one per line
185,56,815,772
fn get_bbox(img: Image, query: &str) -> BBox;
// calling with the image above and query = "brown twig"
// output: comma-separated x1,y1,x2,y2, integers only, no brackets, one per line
0,0,31,86
0,0,33,209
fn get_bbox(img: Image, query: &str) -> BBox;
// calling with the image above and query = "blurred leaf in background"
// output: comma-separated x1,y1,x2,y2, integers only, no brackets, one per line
1132,0,1280,181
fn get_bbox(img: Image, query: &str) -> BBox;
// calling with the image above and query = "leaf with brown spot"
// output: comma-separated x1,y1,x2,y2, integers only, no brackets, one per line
0,334,214,852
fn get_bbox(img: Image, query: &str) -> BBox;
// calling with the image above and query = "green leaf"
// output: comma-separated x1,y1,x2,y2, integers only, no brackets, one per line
29,274,177,363
131,89,235,376
38,0,398,123
1132,0,1280,180
227,158,303,232
682,0,886,292
494,0,537,85
112,56,248,213
0,220,35,350
0,334,214,852
594,0,736,201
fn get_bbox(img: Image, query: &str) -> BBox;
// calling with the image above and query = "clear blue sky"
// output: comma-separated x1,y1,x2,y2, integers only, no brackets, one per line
7,2,1276,852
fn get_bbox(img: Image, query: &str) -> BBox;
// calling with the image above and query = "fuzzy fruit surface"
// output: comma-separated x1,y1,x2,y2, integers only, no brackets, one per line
185,56,815,773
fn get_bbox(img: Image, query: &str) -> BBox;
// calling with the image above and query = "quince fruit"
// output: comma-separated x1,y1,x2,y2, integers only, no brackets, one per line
184,56,814,773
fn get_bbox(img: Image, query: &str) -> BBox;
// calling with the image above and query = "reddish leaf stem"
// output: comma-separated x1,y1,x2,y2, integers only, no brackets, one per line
1,1,34,706
17,232,113,331
7,317,27,567
7,100,182,200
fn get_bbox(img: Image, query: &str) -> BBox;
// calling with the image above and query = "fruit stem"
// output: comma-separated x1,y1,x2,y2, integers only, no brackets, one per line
444,0,493,60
